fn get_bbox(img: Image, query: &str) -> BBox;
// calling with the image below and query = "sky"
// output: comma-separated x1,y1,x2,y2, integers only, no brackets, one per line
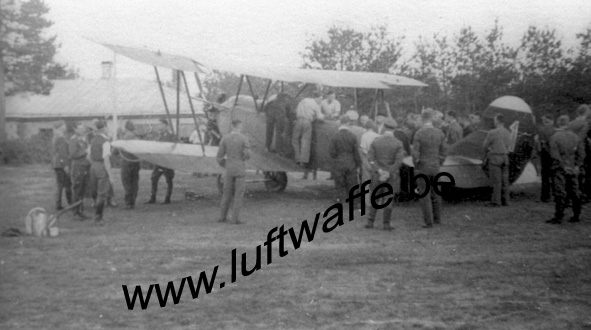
45,0,591,80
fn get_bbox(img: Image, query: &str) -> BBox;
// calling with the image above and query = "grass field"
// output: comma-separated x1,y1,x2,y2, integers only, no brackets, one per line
1,165,590,330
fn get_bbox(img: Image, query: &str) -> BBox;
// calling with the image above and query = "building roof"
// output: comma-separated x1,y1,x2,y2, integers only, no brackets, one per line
6,78,205,120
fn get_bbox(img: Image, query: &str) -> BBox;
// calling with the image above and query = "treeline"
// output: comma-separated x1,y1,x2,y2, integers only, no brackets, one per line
301,21,591,118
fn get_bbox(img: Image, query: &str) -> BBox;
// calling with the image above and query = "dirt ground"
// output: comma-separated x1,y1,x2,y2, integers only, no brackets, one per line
1,165,590,330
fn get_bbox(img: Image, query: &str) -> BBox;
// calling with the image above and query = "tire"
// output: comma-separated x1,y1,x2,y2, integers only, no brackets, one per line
263,171,288,192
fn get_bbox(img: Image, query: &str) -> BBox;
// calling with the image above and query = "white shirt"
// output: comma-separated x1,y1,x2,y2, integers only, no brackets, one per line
98,133,112,159
296,98,324,121
360,130,380,155
189,129,206,144
321,99,341,119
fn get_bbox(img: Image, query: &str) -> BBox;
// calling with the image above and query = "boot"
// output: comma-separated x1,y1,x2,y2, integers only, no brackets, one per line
94,200,105,222
73,203,90,220
145,195,156,204
383,208,393,231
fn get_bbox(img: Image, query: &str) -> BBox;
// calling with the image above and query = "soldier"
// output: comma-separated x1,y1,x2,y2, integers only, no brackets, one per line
89,120,113,223
51,120,72,211
265,93,293,155
445,110,463,145
217,119,251,224
320,89,341,120
536,114,556,202
463,113,482,137
292,91,324,166
546,115,585,224
483,114,512,207
365,118,405,231
412,109,447,228
68,122,91,220
119,120,141,209
329,115,361,203
146,119,177,204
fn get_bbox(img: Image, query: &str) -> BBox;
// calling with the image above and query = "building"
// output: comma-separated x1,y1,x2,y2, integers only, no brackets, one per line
5,63,205,140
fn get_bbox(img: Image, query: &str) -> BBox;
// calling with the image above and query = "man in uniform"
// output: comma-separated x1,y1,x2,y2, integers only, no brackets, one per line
536,114,556,202
329,115,361,203
412,109,447,228
483,114,512,207
146,119,177,204
320,89,341,120
119,120,141,209
365,118,405,231
89,120,113,223
69,122,91,219
463,113,482,137
265,93,293,155
292,91,324,165
445,110,463,145
546,115,585,224
52,120,72,210
217,119,251,224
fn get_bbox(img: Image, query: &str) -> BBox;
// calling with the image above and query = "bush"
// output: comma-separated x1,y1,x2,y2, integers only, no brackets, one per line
0,133,54,165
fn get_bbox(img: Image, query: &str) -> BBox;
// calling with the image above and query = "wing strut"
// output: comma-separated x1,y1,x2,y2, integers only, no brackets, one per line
245,75,260,112
233,75,245,120
260,79,272,112
181,71,206,155
154,66,176,135
295,83,309,98
175,70,181,139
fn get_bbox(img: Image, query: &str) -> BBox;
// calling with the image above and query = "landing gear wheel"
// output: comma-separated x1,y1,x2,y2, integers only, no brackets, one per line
263,171,288,192
216,174,224,194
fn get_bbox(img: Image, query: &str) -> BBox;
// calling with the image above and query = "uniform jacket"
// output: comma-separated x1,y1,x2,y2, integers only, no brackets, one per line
329,127,361,170
483,126,511,155
412,124,446,175
51,135,70,169
446,120,463,145
368,132,404,192
68,134,91,166
217,131,251,176
550,128,585,173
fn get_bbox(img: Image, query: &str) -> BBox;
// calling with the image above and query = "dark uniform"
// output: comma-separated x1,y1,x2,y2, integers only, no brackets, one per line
412,123,446,227
366,131,404,230
69,134,91,217
148,129,177,204
52,134,72,210
119,129,140,208
446,120,463,145
217,131,251,223
483,125,512,206
548,129,585,222
89,132,112,221
537,124,556,202
265,94,293,155
328,126,361,202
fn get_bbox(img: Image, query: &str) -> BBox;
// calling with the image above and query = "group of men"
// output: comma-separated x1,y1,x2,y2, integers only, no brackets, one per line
52,119,115,223
51,118,179,223
536,104,590,224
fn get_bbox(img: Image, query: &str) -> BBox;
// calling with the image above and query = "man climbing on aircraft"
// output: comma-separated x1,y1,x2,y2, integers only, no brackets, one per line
292,91,324,166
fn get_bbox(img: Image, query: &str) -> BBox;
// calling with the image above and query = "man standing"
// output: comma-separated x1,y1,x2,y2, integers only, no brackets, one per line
69,122,91,220
412,109,447,228
147,119,177,204
320,89,341,120
567,104,590,140
463,113,482,137
217,119,251,224
445,111,463,145
536,114,556,203
292,91,324,165
89,120,113,223
51,120,72,211
483,114,512,207
329,115,361,203
365,118,404,231
359,120,380,185
265,93,293,154
119,120,141,209
546,115,585,224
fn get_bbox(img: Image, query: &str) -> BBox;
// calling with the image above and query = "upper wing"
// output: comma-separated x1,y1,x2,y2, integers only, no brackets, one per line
95,41,426,89
99,42,206,74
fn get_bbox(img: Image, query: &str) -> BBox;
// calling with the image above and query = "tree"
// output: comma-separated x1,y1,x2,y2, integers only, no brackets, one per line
1,0,61,142
301,24,410,115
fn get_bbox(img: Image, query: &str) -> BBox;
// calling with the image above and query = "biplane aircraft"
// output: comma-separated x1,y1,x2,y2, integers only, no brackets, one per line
97,41,536,194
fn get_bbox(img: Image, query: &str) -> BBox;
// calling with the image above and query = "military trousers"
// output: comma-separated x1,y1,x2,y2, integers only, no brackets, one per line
71,162,90,213
151,166,174,202
220,173,246,222
121,160,140,207
292,118,312,163
552,167,581,220
487,154,510,205
54,168,72,209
